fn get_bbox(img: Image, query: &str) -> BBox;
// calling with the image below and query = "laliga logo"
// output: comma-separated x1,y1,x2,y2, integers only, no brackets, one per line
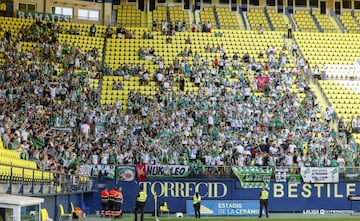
303,209,352,215
302,209,325,215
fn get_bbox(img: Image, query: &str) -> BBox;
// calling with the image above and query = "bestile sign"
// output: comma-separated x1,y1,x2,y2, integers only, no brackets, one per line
102,179,360,213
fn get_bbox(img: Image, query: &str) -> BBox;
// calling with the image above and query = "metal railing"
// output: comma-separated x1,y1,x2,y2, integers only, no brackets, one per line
1,163,360,196
0,163,96,195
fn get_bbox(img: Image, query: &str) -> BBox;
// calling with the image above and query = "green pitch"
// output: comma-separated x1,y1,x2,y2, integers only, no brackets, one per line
109,213,360,221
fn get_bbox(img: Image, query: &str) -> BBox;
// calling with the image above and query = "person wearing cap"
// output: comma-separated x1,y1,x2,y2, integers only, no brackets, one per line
258,186,269,218
193,192,201,219
134,186,147,221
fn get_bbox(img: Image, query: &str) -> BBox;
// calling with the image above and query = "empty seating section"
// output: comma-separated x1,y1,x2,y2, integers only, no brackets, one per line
267,9,287,32
322,64,356,80
200,7,217,28
169,6,189,29
293,10,318,32
247,8,270,31
340,11,359,33
294,32,360,66
117,5,141,27
312,10,337,32
0,147,53,181
354,12,360,27
216,7,239,29
153,6,167,24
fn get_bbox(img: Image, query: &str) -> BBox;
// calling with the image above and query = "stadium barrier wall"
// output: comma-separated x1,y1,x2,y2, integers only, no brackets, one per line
38,192,93,219
90,178,360,214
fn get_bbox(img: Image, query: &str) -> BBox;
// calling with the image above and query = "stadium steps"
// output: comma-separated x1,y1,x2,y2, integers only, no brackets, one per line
166,5,171,22
188,10,195,26
141,11,148,28
194,10,201,24
264,7,275,31
351,10,360,26
239,11,249,30
111,10,117,26
235,12,246,29
330,15,344,33
310,82,335,129
311,83,329,112
286,13,299,31
147,11,153,28
310,9,323,32
213,6,221,29
282,14,293,31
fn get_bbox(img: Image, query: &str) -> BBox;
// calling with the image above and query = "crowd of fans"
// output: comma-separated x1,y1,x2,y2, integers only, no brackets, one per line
0,18,359,180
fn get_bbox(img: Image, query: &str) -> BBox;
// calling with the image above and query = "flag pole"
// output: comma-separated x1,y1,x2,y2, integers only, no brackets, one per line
154,191,159,221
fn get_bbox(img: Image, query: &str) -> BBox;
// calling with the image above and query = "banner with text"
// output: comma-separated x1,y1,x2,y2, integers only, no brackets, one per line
17,11,71,22
147,165,189,178
301,167,339,183
91,164,116,179
275,168,302,183
99,179,360,213
186,200,264,216
232,167,272,188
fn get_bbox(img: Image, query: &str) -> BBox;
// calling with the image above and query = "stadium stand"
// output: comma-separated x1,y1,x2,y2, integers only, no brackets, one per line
293,9,318,32
153,5,168,27
339,11,359,33
115,4,142,27
0,2,360,193
266,8,287,32
216,7,239,29
294,32,360,67
169,6,189,30
199,7,217,30
312,10,339,33
318,79,360,144
247,8,271,31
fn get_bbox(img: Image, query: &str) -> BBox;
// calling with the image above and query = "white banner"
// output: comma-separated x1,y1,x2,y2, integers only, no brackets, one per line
147,165,189,177
275,168,289,182
301,167,339,183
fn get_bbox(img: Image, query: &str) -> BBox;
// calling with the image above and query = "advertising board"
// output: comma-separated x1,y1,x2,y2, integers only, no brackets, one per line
96,179,360,213
186,200,262,216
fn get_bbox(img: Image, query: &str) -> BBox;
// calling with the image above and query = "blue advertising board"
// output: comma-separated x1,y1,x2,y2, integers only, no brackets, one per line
186,200,264,216
90,179,360,213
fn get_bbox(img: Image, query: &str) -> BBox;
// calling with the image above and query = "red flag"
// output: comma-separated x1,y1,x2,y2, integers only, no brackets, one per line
256,75,270,89
136,163,147,182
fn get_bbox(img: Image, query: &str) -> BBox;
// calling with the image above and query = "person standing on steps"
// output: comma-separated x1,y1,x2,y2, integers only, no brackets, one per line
288,23,292,39
259,186,269,218
193,192,201,219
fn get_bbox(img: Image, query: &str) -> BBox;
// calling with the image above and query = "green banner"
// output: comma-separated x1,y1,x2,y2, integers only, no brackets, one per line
116,166,136,181
288,173,302,183
17,10,71,22
232,167,272,189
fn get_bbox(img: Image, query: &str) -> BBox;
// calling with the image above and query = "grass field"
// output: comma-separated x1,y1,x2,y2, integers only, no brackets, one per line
108,213,360,221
